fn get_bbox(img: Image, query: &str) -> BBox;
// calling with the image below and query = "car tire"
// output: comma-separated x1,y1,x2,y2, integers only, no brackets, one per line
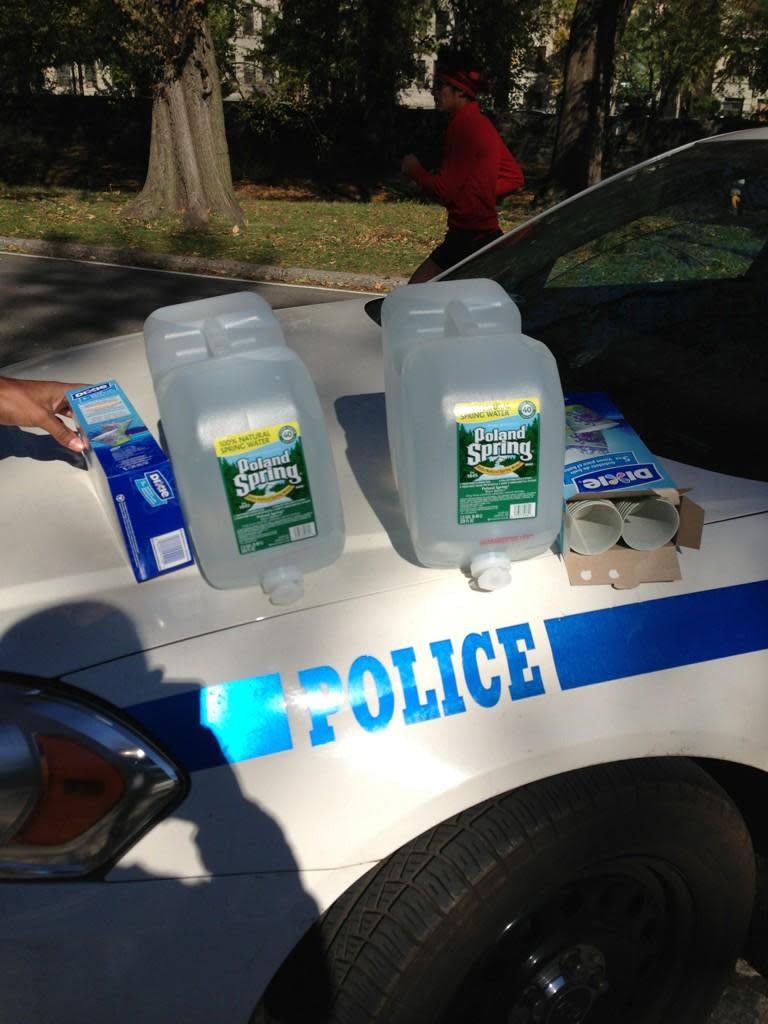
254,757,754,1024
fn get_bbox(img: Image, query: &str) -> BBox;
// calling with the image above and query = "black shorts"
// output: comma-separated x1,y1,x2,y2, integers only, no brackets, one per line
429,228,503,270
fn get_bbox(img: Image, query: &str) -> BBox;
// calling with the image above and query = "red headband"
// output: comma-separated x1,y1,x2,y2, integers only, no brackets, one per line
436,69,482,99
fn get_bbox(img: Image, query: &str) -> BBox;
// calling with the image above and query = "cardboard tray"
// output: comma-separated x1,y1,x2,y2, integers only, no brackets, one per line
562,490,704,589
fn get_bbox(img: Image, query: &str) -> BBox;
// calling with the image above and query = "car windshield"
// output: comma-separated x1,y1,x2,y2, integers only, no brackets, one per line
444,136,768,480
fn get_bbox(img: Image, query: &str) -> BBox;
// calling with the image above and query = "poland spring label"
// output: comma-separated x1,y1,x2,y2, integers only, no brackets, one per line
215,422,317,555
456,398,540,524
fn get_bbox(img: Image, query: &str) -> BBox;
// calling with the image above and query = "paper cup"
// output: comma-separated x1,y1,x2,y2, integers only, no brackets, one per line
617,497,680,550
566,500,624,556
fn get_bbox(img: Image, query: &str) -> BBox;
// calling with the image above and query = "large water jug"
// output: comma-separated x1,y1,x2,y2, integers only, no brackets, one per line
382,279,564,590
144,292,345,604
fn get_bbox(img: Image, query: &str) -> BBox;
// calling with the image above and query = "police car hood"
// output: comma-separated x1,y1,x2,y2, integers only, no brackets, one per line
2,296,767,678
0,298,450,676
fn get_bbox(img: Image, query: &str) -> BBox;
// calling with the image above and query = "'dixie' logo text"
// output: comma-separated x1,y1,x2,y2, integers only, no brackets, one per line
146,470,174,501
136,470,175,507
71,382,111,399
574,463,662,492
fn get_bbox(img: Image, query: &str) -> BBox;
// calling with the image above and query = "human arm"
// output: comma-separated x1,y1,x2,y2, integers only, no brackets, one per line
496,141,525,198
401,153,422,177
0,376,86,452
402,116,474,208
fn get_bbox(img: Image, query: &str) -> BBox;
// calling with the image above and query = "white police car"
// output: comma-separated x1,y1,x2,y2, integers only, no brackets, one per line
1,128,767,1024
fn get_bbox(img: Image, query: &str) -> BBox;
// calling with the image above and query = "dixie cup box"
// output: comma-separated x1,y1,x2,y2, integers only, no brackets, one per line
67,381,193,582
560,392,703,588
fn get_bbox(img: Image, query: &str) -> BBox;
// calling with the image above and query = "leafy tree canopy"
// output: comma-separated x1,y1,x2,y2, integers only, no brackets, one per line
720,0,768,94
615,0,768,117
258,0,434,111
105,0,242,96
0,0,109,94
616,0,722,115
437,0,562,110
0,0,241,97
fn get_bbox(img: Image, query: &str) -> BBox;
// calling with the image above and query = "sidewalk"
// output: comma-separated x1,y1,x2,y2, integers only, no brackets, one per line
0,236,407,294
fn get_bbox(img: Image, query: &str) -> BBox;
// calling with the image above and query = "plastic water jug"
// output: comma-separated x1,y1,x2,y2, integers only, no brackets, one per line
144,291,345,604
381,279,565,590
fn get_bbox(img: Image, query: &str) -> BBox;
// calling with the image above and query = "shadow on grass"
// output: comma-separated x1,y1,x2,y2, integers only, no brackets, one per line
30,227,279,268
1,188,66,203
165,229,278,265
38,229,133,252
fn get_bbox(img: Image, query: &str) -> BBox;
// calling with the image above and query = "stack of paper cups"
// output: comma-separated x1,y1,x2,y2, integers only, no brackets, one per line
566,499,624,555
616,497,679,550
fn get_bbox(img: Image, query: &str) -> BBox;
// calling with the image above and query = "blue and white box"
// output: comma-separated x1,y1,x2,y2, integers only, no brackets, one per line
67,381,193,582
563,391,678,499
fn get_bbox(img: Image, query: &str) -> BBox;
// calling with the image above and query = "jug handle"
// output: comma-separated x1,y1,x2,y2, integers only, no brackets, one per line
203,317,232,358
444,300,479,338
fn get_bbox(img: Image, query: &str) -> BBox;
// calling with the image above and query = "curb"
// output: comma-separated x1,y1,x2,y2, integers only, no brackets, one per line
0,236,407,294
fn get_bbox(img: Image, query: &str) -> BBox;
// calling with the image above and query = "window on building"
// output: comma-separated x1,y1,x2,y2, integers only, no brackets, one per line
55,65,73,91
722,97,744,117
242,58,256,85
524,88,545,110
241,5,256,35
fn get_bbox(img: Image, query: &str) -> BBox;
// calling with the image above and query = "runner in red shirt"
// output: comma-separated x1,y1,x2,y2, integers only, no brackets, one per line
402,63,524,283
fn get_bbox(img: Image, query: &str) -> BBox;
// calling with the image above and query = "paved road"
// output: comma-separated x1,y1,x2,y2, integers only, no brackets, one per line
2,251,765,1024
0,250,367,367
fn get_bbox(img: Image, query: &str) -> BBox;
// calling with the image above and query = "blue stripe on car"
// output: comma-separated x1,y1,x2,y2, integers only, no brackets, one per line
130,672,293,771
545,580,768,689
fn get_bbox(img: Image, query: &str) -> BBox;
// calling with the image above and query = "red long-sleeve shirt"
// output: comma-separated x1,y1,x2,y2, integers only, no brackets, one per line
407,102,524,231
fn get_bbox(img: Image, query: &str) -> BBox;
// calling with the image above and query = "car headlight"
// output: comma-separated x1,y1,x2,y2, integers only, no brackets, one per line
0,672,186,879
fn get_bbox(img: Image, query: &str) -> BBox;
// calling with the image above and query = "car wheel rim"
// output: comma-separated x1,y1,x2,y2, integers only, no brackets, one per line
443,859,693,1024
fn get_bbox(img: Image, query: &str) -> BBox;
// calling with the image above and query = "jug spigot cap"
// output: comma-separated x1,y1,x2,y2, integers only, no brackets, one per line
261,566,304,606
470,552,512,591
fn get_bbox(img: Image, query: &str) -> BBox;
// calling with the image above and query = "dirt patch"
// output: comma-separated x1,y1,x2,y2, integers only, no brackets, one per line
236,182,325,201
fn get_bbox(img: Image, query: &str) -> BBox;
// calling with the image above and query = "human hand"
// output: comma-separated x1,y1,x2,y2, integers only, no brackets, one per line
401,153,421,176
0,376,87,452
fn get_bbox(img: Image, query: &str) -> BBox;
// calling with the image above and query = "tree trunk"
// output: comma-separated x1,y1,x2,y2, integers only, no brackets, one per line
123,20,243,228
541,0,635,201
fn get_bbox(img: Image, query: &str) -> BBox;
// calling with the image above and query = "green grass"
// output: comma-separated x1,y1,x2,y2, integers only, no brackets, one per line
0,182,538,283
